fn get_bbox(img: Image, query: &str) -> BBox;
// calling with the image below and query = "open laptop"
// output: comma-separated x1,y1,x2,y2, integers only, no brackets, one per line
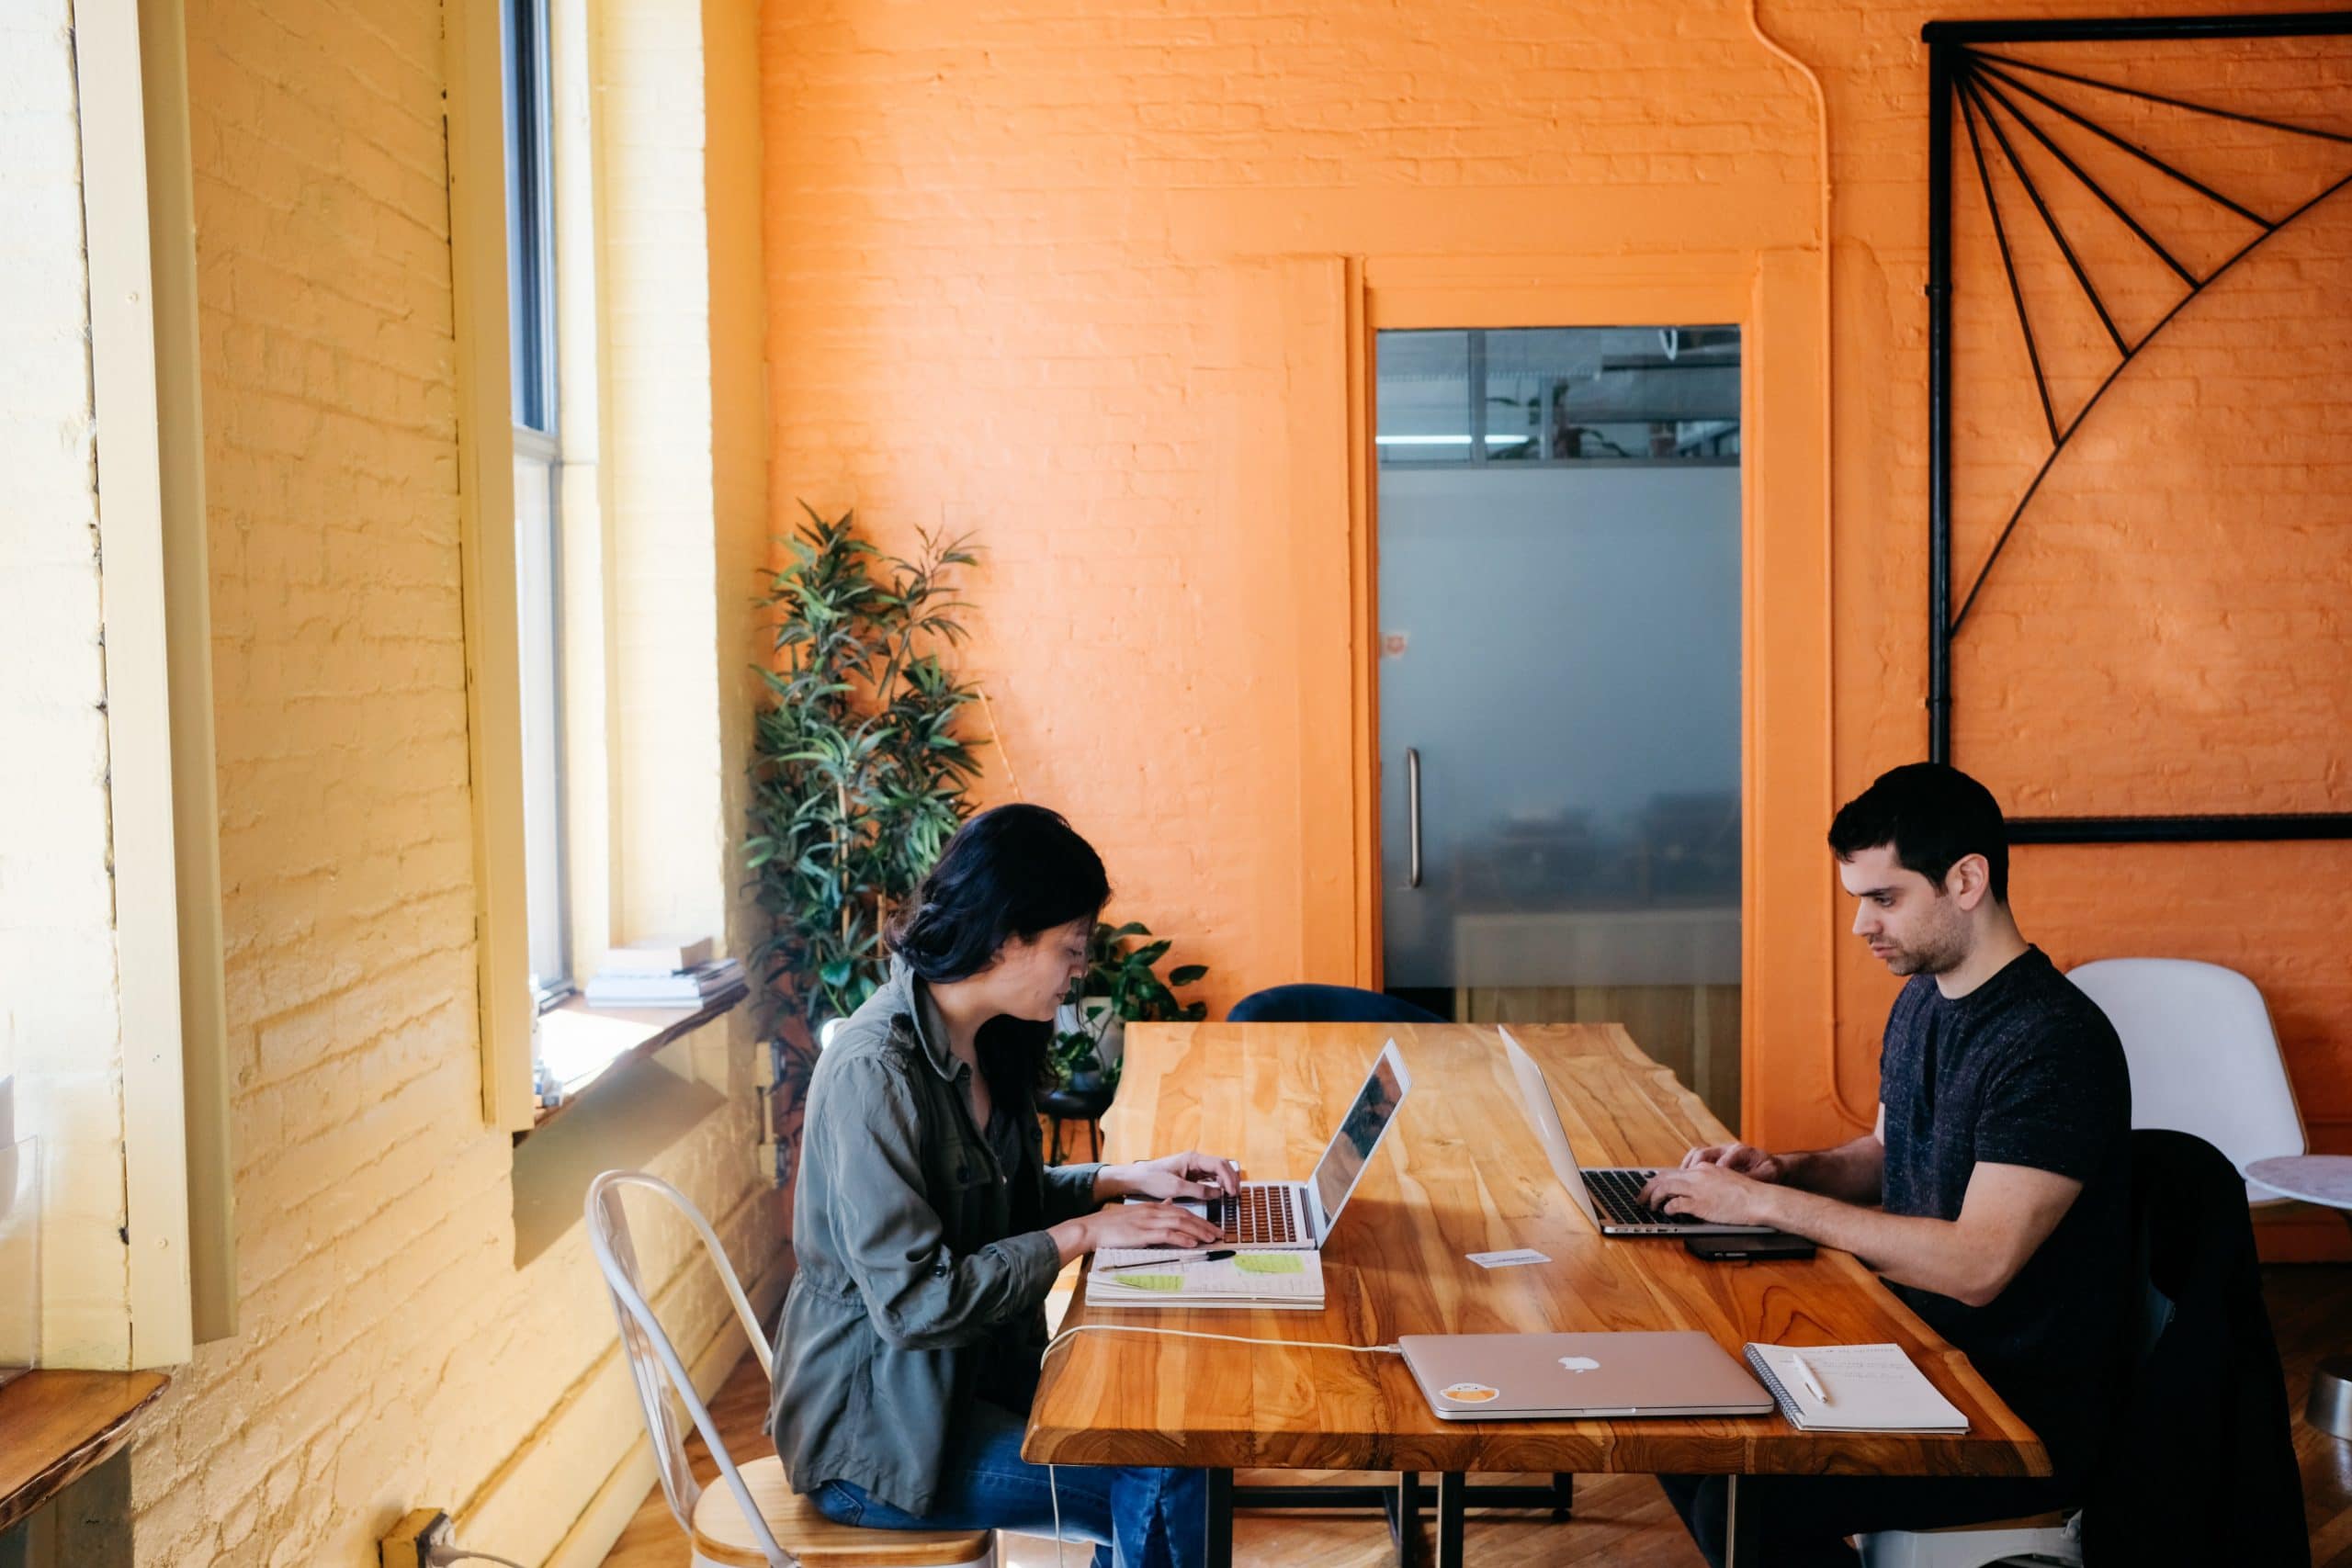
1400,1330,1775,1420
1170,1040,1413,1248
1500,1026,1773,1237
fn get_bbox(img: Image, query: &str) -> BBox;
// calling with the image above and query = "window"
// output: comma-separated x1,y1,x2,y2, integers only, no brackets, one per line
503,0,569,1010
1376,327,1740,467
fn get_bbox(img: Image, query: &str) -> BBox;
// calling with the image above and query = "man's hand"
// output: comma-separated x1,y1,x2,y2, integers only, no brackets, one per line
1679,1141,1790,1182
1097,1150,1241,1203
1638,1161,1782,1229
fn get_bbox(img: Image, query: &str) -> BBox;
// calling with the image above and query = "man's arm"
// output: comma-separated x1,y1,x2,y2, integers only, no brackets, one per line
1640,1156,2083,1309
1681,1107,1886,1205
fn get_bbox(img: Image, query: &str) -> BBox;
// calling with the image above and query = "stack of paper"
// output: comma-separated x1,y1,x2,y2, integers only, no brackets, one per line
1082,1249,1326,1311
582,956,743,1008
1743,1342,1970,1433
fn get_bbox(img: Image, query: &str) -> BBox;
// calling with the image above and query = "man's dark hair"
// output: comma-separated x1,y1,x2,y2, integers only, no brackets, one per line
1827,762,2009,904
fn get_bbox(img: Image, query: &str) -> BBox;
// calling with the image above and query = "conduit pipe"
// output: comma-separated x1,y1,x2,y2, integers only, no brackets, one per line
1744,1,1873,1130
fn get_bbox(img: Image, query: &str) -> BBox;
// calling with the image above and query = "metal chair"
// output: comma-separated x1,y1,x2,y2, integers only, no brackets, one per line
583,1170,993,1567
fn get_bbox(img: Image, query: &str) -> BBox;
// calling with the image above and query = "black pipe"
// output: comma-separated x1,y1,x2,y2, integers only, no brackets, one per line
1927,39,1955,763
2008,815,2352,845
1923,12,2352,45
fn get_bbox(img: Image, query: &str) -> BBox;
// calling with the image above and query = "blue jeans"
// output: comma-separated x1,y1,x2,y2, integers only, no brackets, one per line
808,1397,1204,1568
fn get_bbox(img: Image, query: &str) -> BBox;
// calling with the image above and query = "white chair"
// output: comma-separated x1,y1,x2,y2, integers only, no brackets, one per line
2066,957,2307,1203
1858,1513,2080,1568
584,1170,993,1568
1860,958,2302,1568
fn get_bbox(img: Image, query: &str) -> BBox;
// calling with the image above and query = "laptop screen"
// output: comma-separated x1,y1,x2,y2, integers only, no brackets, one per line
1310,1048,1409,1225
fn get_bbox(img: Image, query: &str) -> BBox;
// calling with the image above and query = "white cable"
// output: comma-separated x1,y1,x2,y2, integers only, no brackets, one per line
1042,1321,1405,1363
424,1546,531,1568
1036,1323,1405,1566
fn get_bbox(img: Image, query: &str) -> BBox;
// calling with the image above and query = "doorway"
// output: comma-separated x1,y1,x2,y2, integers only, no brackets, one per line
1375,325,1744,1127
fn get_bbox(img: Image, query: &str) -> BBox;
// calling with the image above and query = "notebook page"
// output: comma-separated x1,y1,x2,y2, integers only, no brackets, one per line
1747,1343,1969,1432
1086,1249,1324,1300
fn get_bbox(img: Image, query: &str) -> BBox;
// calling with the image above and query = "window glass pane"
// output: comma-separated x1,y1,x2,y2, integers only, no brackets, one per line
1530,326,1740,463
502,0,554,434
1375,330,1474,463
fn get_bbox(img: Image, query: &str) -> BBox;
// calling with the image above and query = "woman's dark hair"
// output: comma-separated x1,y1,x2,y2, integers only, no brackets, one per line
888,804,1109,983
888,805,1109,1102
1827,762,2009,905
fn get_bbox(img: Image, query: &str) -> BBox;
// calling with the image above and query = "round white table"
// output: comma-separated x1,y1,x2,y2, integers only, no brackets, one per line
2247,1154,2352,1441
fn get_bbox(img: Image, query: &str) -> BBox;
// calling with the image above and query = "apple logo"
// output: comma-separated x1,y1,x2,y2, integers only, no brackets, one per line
1558,1355,1600,1373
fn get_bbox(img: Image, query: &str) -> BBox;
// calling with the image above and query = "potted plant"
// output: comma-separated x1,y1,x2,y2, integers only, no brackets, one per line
1050,920,1209,1091
745,505,982,1183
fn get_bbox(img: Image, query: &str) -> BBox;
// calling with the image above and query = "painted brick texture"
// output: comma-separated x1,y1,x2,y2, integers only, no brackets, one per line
756,2,2352,1164
121,0,784,1562
0,0,130,1370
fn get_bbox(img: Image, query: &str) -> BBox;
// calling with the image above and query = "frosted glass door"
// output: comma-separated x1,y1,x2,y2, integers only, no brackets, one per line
1376,326,1743,1114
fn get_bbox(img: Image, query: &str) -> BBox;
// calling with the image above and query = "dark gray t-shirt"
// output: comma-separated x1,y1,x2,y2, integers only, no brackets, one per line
1879,945,2132,1475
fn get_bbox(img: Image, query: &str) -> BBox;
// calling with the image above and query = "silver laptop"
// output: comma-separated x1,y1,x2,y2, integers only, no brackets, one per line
1171,1041,1412,1249
1500,1026,1772,1237
1400,1330,1775,1420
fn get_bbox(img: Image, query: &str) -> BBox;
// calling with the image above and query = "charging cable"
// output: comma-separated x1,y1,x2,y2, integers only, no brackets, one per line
424,1546,529,1568
1036,1324,1405,1567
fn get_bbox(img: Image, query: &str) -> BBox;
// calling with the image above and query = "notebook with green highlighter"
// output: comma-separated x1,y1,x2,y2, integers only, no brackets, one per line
1082,1247,1326,1311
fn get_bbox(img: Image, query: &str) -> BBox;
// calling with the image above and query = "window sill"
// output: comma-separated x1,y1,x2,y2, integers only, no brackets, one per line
520,982,750,1143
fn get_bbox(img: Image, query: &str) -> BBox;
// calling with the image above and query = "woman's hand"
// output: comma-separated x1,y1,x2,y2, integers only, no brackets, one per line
1050,1201,1223,1263
1096,1150,1241,1203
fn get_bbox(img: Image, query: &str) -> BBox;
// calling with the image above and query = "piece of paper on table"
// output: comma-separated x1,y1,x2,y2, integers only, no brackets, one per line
1233,1252,1304,1275
1466,1248,1552,1269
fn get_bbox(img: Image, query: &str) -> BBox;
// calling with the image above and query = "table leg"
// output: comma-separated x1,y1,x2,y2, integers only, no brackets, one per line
1385,1472,1419,1566
1205,1467,1233,1568
1724,1473,1760,1567
1433,1472,1465,1568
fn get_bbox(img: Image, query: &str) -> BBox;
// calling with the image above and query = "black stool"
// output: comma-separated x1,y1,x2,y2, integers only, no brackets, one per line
1040,1082,1114,1163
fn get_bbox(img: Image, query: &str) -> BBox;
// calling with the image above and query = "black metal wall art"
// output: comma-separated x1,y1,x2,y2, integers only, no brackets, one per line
1922,11,2352,843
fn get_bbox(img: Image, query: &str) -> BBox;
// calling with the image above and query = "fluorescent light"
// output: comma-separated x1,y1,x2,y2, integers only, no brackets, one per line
1374,434,1535,446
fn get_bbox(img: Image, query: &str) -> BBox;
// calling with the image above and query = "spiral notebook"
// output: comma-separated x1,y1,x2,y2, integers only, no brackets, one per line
1081,1248,1326,1311
1743,1343,1970,1433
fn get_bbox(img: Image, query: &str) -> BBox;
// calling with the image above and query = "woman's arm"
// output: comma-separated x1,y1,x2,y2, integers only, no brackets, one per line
816,1055,1063,1349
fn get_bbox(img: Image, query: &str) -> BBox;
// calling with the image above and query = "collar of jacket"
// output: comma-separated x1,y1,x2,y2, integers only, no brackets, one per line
878,954,962,1084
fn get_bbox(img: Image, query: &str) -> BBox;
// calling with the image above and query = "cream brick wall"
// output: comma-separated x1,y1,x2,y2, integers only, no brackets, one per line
119,0,785,1562
0,0,132,1370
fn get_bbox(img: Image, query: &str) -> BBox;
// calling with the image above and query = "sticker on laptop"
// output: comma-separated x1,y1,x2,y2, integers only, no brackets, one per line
1438,1382,1500,1404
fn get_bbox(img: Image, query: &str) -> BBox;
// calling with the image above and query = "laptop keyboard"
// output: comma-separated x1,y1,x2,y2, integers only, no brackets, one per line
1583,1168,1700,1226
1208,1184,1301,1245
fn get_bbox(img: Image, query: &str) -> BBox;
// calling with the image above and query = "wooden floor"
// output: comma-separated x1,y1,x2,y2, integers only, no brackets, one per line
598,1266,2352,1567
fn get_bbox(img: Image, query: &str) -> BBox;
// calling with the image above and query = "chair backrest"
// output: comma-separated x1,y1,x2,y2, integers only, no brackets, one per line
584,1170,790,1567
1227,984,1445,1025
2065,959,2305,1188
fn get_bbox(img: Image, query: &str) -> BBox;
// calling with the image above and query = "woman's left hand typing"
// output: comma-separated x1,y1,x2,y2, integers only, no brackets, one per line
1096,1150,1241,1202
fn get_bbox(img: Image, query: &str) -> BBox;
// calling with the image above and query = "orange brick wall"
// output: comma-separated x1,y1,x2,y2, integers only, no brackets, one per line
756,2,2352,1232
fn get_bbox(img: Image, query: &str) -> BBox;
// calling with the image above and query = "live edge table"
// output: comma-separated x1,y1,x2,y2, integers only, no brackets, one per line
1024,1022,2046,1567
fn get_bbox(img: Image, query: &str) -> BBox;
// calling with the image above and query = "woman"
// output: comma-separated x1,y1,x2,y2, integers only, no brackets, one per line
772,803,1236,1568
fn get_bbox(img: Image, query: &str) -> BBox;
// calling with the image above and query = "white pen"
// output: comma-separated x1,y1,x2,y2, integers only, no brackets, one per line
1788,1351,1830,1404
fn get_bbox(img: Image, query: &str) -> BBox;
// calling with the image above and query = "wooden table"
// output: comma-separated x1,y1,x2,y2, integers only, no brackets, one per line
1024,1021,2046,1567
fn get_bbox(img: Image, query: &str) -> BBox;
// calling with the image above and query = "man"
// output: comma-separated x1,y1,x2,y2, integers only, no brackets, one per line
1641,762,2132,1567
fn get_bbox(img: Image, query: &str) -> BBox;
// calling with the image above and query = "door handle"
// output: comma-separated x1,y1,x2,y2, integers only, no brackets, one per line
1406,747,1423,889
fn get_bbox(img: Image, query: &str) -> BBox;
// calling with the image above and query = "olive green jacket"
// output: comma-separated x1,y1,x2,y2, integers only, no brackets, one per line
769,959,1104,1514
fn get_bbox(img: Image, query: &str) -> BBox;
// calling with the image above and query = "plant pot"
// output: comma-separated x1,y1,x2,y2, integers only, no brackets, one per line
1062,1066,1108,1096
1079,996,1125,1070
